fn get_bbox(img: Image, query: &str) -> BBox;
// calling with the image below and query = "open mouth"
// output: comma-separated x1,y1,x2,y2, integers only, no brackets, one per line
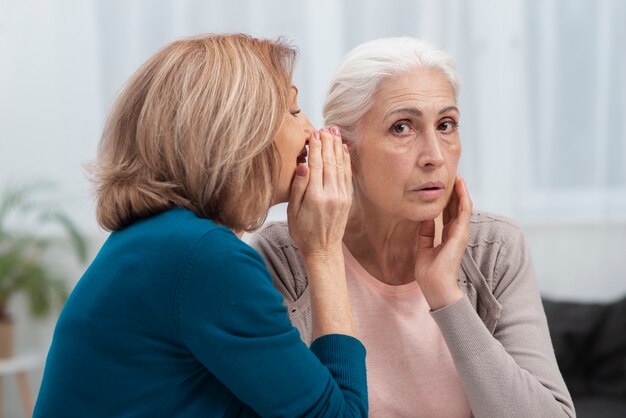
296,146,308,165
413,181,445,191
413,181,445,192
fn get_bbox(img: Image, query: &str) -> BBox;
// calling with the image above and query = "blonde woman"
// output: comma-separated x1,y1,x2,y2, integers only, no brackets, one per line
252,37,575,418
34,34,366,417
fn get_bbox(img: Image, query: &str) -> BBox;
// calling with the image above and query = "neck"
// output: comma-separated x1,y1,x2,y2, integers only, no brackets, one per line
231,229,245,239
343,193,442,286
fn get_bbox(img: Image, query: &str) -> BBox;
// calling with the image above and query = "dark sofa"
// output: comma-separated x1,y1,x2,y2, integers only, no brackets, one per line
543,296,626,418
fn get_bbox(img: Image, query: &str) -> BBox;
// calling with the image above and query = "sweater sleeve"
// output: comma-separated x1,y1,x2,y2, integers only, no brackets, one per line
175,229,367,417
431,229,575,418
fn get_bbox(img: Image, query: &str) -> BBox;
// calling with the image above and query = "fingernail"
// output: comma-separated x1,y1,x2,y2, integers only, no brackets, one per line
330,127,340,136
296,164,307,177
343,144,349,153
313,130,320,140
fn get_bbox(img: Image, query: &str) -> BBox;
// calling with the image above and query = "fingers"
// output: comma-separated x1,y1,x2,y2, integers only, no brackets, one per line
455,177,472,224
287,164,309,219
445,176,463,222
450,177,472,229
443,176,470,243
442,177,458,242
320,128,338,192
330,127,353,199
307,130,323,191
449,177,472,254
342,142,352,197
331,127,345,194
331,127,344,168
309,127,348,194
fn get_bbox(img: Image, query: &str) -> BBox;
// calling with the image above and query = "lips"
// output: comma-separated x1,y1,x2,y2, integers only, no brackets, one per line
296,146,308,164
413,181,445,191
412,181,446,200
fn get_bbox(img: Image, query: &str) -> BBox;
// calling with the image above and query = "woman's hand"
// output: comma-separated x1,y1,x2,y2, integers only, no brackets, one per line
287,127,357,339
287,127,352,258
414,176,473,310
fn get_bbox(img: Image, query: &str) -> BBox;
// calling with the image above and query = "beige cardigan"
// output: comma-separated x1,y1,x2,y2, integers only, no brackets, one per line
251,211,575,418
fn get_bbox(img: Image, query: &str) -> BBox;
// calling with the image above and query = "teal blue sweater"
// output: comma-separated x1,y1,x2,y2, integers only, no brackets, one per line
34,208,367,417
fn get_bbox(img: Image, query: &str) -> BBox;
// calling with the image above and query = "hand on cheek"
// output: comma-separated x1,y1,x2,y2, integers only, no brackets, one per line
415,176,472,310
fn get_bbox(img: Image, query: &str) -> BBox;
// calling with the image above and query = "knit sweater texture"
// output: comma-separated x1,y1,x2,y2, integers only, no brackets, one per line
34,208,367,417
251,211,575,418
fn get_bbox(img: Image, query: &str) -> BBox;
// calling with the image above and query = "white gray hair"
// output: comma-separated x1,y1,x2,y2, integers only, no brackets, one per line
323,37,460,146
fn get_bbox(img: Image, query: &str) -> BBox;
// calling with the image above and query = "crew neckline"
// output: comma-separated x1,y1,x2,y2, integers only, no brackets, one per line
342,242,420,295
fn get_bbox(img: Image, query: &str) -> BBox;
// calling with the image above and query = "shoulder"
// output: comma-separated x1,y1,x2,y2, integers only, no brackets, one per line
173,214,277,309
249,221,300,267
250,221,294,251
461,212,535,330
463,211,532,295
121,207,233,246
120,207,264,272
467,211,525,248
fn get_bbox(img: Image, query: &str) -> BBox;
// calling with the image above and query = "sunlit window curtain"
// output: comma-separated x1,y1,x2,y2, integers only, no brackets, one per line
92,0,626,300
2,0,623,300
525,0,626,221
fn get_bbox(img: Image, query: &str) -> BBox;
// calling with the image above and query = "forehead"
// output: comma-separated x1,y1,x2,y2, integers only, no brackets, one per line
371,68,456,116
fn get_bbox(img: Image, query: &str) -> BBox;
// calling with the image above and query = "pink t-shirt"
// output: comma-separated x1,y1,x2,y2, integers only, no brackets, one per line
343,244,472,418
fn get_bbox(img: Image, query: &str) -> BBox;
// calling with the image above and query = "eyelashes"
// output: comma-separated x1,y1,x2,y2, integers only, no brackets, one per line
438,120,459,133
390,120,413,135
389,118,459,137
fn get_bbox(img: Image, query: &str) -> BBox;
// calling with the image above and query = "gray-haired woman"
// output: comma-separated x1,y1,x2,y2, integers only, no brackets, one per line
252,37,575,418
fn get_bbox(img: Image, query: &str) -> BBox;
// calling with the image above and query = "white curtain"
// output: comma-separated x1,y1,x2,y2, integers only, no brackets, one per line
2,0,625,299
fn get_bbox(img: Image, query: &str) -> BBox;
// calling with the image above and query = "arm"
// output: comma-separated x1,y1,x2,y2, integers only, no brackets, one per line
431,229,575,418
416,180,574,417
177,230,366,417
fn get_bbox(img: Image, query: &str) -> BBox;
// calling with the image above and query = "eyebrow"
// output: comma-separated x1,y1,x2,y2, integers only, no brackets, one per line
385,105,460,120
438,106,460,115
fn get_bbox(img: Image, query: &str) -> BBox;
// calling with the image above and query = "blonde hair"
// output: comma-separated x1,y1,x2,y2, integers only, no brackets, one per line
91,34,296,232
324,37,459,147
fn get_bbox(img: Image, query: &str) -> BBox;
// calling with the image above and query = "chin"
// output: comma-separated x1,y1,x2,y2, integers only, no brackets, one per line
399,202,446,222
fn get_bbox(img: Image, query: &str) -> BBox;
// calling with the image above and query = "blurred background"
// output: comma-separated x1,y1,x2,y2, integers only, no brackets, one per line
1,0,625,416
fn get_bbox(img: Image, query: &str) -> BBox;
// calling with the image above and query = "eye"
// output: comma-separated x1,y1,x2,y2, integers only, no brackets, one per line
290,109,301,117
438,119,458,133
390,120,414,136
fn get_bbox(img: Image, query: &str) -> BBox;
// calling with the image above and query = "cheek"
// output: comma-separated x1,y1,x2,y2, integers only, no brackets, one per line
446,143,462,175
358,151,414,193
444,145,461,203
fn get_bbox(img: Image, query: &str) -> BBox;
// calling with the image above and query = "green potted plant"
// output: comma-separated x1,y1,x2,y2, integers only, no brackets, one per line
0,182,88,358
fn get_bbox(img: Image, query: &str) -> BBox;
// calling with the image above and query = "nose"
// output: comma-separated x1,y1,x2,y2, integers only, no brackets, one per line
417,129,445,169
302,113,314,142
